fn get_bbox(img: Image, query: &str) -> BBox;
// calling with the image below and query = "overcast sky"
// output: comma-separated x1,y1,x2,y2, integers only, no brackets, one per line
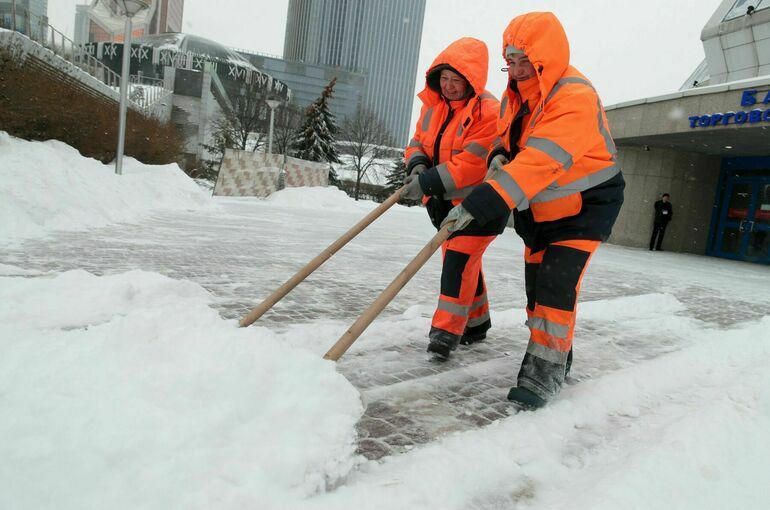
49,0,725,128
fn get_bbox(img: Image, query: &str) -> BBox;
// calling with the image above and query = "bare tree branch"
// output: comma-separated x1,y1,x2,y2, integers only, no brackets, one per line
219,81,270,152
273,102,303,157
338,107,393,200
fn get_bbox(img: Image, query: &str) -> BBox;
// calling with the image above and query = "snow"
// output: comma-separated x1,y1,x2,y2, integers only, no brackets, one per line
333,154,395,186
0,270,362,509
309,317,770,510
263,186,380,213
154,33,186,52
0,132,214,247
2,135,769,509
0,263,44,276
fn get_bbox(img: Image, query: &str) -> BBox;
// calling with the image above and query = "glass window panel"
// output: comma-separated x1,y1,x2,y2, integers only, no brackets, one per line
746,230,770,258
724,0,770,21
755,184,770,226
727,183,752,220
721,227,743,254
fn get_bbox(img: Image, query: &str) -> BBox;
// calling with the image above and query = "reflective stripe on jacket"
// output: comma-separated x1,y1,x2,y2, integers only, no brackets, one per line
463,12,622,226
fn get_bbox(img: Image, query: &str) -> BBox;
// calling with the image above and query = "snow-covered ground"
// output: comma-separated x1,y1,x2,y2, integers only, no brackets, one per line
1,134,769,509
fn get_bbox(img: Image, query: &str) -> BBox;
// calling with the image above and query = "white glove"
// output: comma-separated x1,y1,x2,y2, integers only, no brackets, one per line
401,173,424,201
487,154,509,177
441,204,474,232
408,163,427,177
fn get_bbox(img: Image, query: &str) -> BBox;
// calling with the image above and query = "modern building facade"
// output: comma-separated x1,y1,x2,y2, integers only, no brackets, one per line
83,33,291,168
283,0,426,145
149,0,183,34
0,0,48,34
74,0,184,46
607,0,770,264
236,49,365,124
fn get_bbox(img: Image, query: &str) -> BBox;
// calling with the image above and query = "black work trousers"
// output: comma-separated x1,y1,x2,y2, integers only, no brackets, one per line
649,222,668,250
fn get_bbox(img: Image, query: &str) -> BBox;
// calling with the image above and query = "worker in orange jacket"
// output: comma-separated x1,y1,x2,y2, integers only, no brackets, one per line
442,12,625,408
402,37,505,359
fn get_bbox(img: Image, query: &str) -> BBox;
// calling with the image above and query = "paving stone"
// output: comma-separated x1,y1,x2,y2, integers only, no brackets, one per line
5,203,769,462
355,439,390,460
378,434,413,448
356,418,396,439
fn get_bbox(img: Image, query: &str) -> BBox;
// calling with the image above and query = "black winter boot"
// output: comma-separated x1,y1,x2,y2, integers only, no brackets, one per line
507,386,547,410
460,331,486,345
427,327,461,359
460,320,491,345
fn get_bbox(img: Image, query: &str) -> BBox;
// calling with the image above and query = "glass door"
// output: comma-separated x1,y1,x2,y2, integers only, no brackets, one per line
716,178,770,263
746,183,770,262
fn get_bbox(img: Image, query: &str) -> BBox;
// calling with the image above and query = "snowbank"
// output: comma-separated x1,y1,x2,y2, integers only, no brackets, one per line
0,132,214,246
306,316,770,510
263,186,382,213
0,270,363,510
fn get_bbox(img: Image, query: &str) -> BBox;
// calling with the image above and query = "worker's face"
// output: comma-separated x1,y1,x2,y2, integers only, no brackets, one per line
439,69,468,101
662,195,669,202
506,53,536,81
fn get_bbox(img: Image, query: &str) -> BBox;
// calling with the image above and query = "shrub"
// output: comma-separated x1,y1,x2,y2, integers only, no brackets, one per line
0,48,185,167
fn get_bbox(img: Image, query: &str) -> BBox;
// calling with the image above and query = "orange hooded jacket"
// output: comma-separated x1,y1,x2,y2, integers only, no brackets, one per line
462,12,624,246
404,37,500,205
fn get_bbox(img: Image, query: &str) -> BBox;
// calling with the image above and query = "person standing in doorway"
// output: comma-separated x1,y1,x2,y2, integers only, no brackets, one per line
650,193,673,251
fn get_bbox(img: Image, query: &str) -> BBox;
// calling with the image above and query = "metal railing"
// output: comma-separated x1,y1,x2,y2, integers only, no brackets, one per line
128,73,173,119
228,46,284,61
1,6,121,88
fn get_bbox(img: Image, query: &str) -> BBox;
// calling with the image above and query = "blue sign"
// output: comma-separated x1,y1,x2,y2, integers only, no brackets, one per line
688,89,770,128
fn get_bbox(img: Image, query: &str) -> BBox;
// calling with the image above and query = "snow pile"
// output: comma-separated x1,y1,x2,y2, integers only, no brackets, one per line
263,186,382,213
0,132,214,246
308,316,770,510
0,270,363,510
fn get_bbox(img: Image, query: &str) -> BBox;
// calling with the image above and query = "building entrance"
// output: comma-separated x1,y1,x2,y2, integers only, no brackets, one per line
715,175,770,264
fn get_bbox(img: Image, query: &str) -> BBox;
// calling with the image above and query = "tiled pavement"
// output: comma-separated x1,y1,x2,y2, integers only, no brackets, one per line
4,199,769,460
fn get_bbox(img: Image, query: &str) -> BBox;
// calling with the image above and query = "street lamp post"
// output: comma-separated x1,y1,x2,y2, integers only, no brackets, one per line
113,0,150,175
265,99,281,155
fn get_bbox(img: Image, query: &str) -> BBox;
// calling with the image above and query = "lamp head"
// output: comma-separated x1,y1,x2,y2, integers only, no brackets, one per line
114,0,151,18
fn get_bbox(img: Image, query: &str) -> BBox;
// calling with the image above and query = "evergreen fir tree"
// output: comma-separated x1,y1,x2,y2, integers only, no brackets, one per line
384,158,407,195
328,165,341,187
292,78,341,164
385,157,418,205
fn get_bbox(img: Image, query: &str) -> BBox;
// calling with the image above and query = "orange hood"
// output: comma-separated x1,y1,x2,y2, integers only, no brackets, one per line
420,37,489,102
502,12,570,96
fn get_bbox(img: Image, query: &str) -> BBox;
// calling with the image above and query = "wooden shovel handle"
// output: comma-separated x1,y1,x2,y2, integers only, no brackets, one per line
323,224,451,361
239,186,406,328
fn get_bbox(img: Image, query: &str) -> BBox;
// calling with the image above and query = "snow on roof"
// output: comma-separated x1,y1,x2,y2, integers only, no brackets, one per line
607,73,770,110
332,155,398,186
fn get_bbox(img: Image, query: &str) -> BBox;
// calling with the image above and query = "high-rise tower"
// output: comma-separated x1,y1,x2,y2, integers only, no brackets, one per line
284,0,426,145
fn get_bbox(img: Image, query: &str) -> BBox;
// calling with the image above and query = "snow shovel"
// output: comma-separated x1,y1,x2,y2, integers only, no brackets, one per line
239,185,407,328
323,223,452,361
